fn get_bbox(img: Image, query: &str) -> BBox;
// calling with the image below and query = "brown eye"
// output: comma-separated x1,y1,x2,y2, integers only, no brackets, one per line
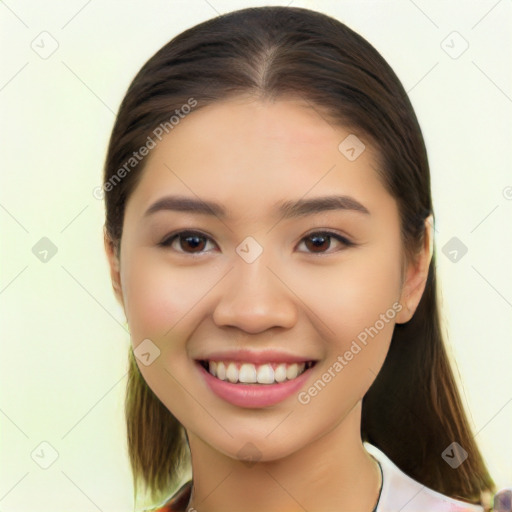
159,230,354,256
304,233,330,253
298,231,354,254
179,233,206,252
159,231,216,254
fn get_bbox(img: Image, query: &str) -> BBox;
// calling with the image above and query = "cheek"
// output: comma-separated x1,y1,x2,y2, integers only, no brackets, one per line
121,253,202,418
290,249,402,342
121,251,201,338
295,252,402,411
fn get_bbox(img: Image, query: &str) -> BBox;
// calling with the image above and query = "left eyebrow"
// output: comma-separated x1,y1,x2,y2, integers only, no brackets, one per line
278,195,370,218
143,194,370,219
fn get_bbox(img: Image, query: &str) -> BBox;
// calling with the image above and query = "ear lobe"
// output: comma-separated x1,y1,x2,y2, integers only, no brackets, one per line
103,228,124,309
395,215,434,324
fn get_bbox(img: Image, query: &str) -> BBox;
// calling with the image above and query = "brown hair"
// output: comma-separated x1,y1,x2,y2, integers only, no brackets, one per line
102,5,496,508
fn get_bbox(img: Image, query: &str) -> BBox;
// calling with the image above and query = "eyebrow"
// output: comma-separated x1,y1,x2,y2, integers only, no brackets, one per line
143,194,370,219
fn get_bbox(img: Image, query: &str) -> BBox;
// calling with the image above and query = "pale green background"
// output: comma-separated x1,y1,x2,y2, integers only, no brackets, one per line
1,0,511,510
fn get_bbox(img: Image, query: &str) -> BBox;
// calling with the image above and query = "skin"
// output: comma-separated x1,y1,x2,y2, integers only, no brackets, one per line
105,96,433,512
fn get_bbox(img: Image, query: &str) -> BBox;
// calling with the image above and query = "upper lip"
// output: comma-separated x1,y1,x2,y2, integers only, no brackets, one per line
195,349,318,365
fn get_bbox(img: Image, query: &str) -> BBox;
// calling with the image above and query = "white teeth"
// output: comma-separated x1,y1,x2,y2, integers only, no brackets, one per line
238,363,257,383
274,364,287,382
226,362,238,383
205,361,308,384
216,361,226,380
286,363,299,380
256,364,274,384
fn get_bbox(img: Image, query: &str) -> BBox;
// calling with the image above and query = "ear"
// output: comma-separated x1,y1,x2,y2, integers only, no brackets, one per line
395,215,434,324
104,227,125,310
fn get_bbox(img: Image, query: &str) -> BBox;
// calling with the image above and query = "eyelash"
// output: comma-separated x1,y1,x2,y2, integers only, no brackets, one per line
158,230,356,255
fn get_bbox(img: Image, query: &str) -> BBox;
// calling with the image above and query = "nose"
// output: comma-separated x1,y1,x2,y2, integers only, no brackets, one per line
212,254,298,334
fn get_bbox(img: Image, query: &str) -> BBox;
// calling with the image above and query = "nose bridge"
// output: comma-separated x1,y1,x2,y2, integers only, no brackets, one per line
212,242,297,332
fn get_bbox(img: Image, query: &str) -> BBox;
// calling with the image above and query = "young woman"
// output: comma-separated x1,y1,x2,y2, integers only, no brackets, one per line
102,6,506,512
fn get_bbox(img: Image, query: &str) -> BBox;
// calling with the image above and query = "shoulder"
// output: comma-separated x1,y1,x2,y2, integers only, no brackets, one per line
364,442,485,512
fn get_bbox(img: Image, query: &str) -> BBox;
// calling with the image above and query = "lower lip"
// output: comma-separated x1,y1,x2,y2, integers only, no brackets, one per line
196,361,315,408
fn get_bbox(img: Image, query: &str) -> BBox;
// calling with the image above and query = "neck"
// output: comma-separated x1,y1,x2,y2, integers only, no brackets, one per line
185,400,382,512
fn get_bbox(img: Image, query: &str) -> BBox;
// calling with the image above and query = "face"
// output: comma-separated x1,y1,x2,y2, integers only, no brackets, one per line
106,96,431,462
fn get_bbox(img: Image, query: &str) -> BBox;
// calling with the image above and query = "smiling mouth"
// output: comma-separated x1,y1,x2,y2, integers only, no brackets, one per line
197,359,317,385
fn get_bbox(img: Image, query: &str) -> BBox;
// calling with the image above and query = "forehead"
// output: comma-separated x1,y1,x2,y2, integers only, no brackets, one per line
125,97,388,221
162,96,356,153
